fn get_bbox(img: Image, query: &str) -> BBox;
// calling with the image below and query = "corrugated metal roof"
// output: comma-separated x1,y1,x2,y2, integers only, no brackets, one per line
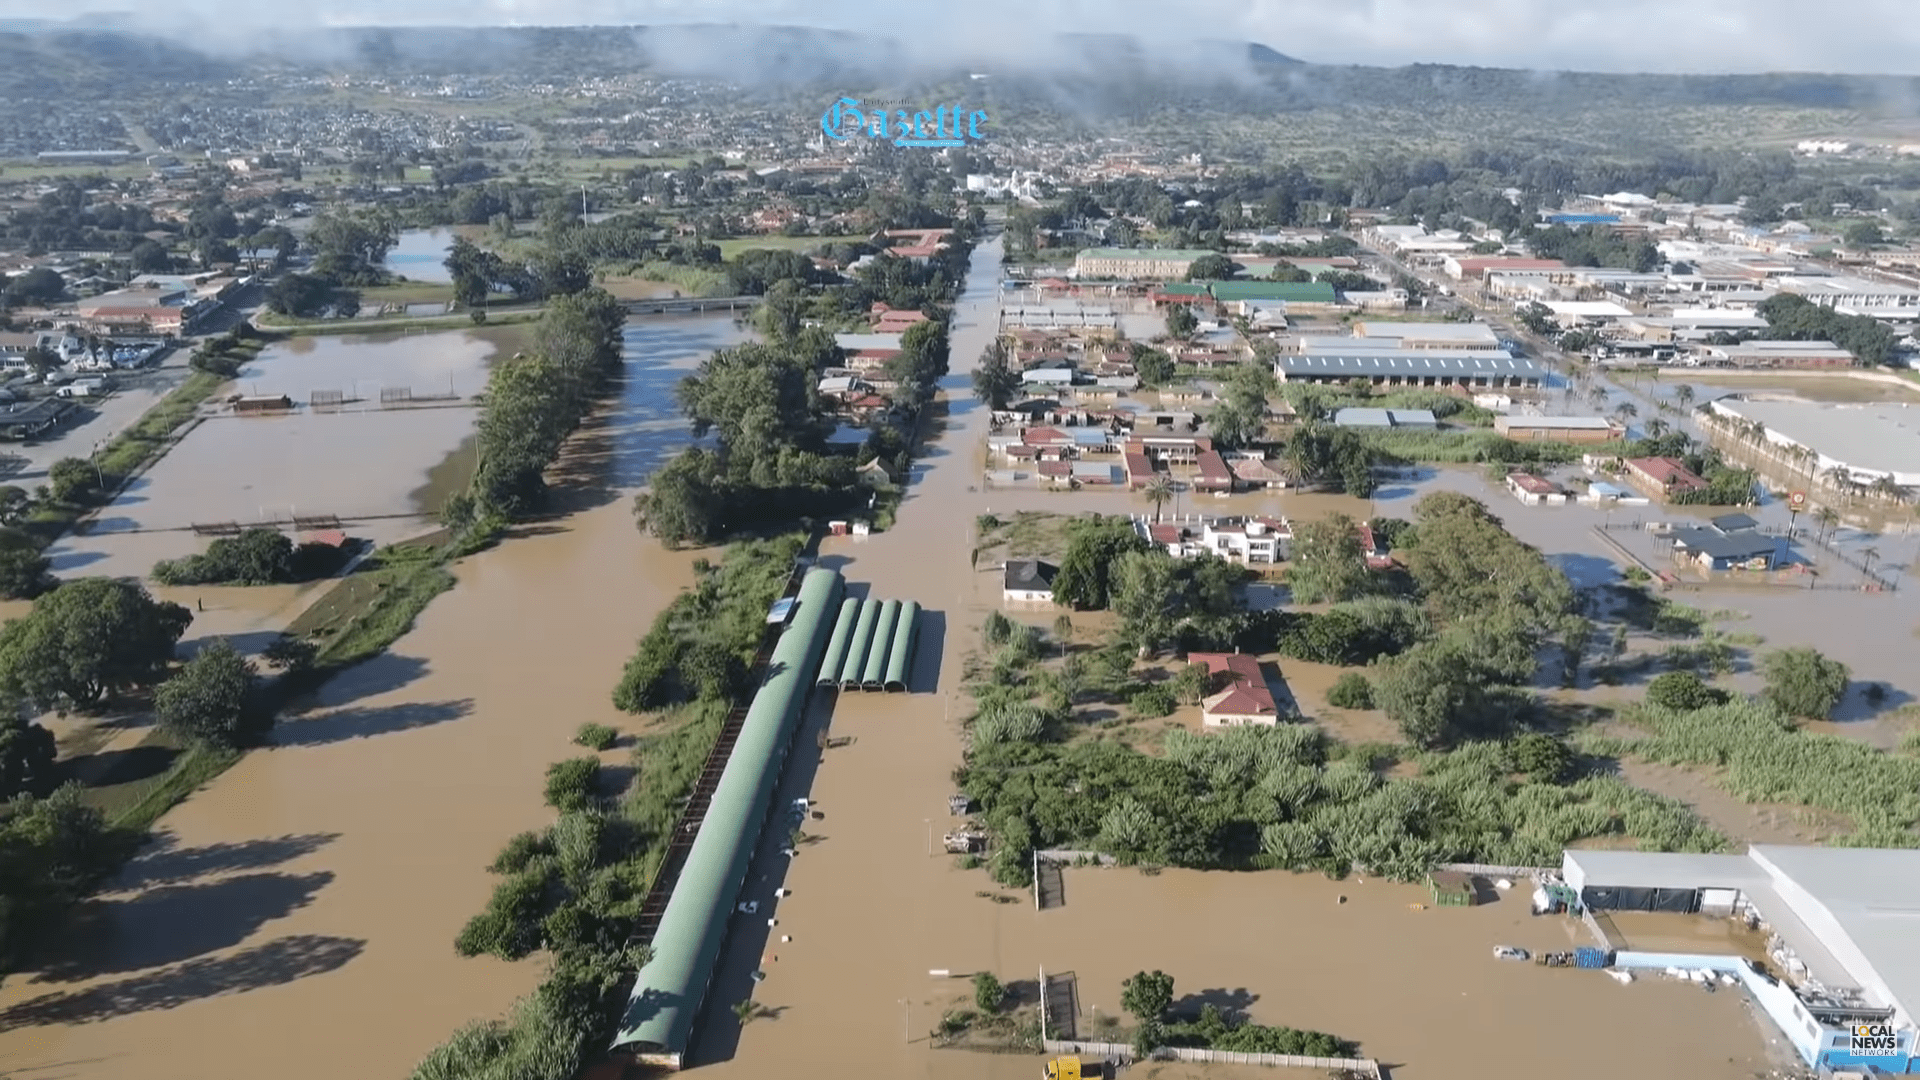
613,568,845,1059
1280,352,1544,378
1209,280,1337,303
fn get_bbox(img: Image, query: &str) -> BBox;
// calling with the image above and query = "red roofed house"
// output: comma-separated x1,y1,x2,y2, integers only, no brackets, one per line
1125,447,1155,489
1624,456,1709,499
1357,524,1395,569
1186,652,1281,727
880,228,954,262
869,302,931,333
1194,449,1235,493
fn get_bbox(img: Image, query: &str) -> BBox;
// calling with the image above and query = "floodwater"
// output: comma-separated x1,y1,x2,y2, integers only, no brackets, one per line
44,331,501,580
683,236,1780,1080
384,228,458,283
0,316,753,1078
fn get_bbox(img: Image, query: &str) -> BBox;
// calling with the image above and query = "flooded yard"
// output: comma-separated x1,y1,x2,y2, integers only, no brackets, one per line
0,315,749,1079
384,228,457,283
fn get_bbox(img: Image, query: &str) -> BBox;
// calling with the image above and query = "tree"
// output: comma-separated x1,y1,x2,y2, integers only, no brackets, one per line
1844,221,1884,249
971,340,1019,410
47,457,97,503
1760,647,1849,719
129,239,172,273
1325,672,1374,710
1286,514,1370,605
1165,304,1198,339
0,529,52,599
153,639,259,749
2,267,66,306
1673,383,1695,409
0,716,57,799
1121,969,1175,1023
1186,253,1235,281
972,971,1004,1012
1142,475,1175,521
1051,515,1151,609
1647,670,1726,711
21,346,60,377
261,633,318,673
1130,344,1174,387
1508,732,1575,783
0,577,193,709
1111,549,1186,656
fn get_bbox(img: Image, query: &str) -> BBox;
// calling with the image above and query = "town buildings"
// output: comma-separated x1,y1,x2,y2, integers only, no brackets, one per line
1185,651,1282,727
1708,399,1920,489
1072,247,1216,280
1493,415,1626,443
1276,352,1546,389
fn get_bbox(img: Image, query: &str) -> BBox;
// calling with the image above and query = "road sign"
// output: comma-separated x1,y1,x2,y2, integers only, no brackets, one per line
1788,491,1808,511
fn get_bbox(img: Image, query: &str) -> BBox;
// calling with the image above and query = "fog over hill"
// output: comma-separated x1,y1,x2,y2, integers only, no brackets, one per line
1,20,1917,122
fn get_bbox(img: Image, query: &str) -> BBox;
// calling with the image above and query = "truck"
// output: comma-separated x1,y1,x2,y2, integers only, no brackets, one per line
57,378,109,398
1043,1056,1109,1079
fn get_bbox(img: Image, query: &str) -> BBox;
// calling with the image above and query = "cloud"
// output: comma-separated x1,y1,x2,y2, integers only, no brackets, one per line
13,0,1920,75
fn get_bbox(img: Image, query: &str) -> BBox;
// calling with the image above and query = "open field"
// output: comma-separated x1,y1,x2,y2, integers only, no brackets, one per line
713,232,869,259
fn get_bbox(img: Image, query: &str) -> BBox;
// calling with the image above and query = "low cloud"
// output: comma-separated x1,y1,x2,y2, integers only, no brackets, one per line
15,0,1920,75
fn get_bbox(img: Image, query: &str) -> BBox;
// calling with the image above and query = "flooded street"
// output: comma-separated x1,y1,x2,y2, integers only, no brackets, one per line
384,228,458,283
0,317,751,1079
691,236,1778,1080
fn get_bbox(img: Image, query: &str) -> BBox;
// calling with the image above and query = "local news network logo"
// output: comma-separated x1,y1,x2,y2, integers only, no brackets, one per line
1850,1023,1902,1057
820,98,987,148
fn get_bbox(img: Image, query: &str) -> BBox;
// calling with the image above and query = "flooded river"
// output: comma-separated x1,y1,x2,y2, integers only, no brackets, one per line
0,316,749,1079
384,229,458,283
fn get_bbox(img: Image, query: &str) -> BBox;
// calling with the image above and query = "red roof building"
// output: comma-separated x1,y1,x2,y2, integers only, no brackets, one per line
1624,456,1709,498
1187,652,1281,727
1194,449,1235,492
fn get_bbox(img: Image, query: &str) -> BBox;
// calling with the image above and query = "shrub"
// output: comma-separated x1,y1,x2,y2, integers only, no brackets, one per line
1646,670,1726,711
488,830,552,874
542,758,599,812
454,861,554,960
1507,732,1575,784
1760,647,1850,719
572,723,617,751
1128,685,1177,718
972,971,1004,1012
1326,673,1375,710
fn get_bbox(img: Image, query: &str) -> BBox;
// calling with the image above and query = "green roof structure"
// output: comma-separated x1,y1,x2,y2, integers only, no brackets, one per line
839,598,881,688
816,597,861,688
882,601,921,692
1207,280,1337,303
611,567,846,1067
1150,282,1211,296
860,599,901,691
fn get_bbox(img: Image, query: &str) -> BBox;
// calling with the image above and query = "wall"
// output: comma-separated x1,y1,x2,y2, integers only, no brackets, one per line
1614,951,1824,1065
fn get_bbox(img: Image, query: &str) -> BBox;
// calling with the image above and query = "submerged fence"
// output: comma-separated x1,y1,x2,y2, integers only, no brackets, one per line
1040,1040,1383,1077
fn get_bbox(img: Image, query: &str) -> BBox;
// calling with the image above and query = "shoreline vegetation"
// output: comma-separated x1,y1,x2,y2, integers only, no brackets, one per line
0,284,630,974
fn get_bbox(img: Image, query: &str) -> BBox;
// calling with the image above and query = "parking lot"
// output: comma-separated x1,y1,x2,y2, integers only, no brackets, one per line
0,346,195,487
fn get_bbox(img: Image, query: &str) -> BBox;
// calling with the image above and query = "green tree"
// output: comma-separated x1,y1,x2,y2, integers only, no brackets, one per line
1111,549,1186,656
1507,732,1575,783
0,542,53,600
1286,514,1370,605
1130,343,1174,387
1186,253,1235,281
972,971,1004,1012
0,715,57,799
1760,647,1850,719
1165,304,1198,339
1142,475,1175,520
1121,969,1175,1023
260,633,318,673
153,639,259,750
1051,515,1151,610
0,578,193,709
1647,670,1726,711
971,339,1020,410
1325,672,1374,709
47,457,96,503
1844,221,1884,249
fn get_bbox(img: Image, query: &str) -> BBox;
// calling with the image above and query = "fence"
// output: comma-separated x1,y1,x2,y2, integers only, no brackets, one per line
1040,1040,1383,1077
1432,862,1552,879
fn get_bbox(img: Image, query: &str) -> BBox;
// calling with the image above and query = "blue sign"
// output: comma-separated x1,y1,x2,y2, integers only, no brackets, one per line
821,98,987,148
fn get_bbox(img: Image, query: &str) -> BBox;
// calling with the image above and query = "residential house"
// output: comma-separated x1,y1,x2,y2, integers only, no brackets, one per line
1624,456,1709,499
1194,449,1235,493
1506,472,1570,506
1186,652,1282,727
1003,559,1058,603
1228,455,1292,490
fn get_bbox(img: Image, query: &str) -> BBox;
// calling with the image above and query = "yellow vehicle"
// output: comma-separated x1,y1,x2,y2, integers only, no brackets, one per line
1043,1056,1106,1080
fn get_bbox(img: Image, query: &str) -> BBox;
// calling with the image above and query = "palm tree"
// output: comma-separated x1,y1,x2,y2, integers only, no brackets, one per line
1142,474,1175,521
733,998,760,1026
1613,401,1638,424
1674,383,1695,409
1815,504,1841,545
1645,418,1669,438
1870,475,1901,503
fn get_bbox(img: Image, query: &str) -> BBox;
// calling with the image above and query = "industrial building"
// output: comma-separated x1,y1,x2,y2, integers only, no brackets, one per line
1352,320,1504,351
1332,407,1438,429
1708,399,1920,488
1071,248,1217,280
1493,415,1625,443
611,568,847,1069
1275,352,1545,389
1562,846,1920,1073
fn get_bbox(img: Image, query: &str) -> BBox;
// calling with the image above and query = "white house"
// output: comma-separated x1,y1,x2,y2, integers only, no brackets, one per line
1002,559,1057,603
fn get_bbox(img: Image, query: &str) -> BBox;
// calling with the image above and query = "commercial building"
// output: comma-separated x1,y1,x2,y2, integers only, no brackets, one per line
1668,514,1781,570
1332,407,1438,429
1443,256,1568,280
1708,399,1920,488
1494,415,1625,443
1186,652,1282,727
1276,352,1544,389
1562,846,1920,1073
1352,320,1504,351
1776,275,1920,312
1072,248,1218,280
1701,340,1856,369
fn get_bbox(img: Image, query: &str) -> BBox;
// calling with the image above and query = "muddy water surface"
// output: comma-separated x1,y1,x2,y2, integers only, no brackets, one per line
690,237,1777,1080
0,317,751,1079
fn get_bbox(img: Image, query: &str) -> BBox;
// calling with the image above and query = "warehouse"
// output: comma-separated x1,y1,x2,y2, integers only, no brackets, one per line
1274,351,1545,389
1493,415,1625,443
1562,846,1920,1073
611,567,846,1069
1708,399,1920,488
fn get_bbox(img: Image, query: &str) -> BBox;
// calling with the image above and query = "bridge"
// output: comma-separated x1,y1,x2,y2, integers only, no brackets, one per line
623,294,761,315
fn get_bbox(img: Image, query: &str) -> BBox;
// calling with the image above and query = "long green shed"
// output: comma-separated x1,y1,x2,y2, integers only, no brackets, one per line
610,567,845,1068
860,599,901,690
882,600,920,692
816,597,861,688
838,598,881,689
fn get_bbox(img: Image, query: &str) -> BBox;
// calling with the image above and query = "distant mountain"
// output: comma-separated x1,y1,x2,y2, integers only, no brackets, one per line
0,21,1913,121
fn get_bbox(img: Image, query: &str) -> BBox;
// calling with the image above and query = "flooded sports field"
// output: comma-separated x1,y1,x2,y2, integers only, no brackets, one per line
0,315,745,1079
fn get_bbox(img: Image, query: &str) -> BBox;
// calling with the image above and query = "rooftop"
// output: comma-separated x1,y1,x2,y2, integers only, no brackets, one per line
1004,559,1058,592
1076,248,1218,261
1355,321,1502,342
1280,353,1544,379
1712,400,1920,481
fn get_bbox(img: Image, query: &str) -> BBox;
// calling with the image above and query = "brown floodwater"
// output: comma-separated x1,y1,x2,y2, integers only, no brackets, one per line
678,237,1780,1080
0,315,751,1079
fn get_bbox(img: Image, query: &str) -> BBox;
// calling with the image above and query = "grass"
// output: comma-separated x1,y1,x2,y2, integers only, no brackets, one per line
89,741,242,831
266,307,546,335
283,536,459,668
712,233,868,259
359,281,459,305
624,261,729,297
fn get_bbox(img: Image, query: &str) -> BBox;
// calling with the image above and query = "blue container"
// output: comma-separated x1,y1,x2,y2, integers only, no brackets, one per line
1575,947,1611,969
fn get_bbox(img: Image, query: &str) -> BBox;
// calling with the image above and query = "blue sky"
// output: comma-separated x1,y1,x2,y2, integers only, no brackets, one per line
6,0,1920,75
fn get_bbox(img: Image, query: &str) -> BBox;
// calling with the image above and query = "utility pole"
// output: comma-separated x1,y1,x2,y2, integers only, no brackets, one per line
899,998,909,1043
